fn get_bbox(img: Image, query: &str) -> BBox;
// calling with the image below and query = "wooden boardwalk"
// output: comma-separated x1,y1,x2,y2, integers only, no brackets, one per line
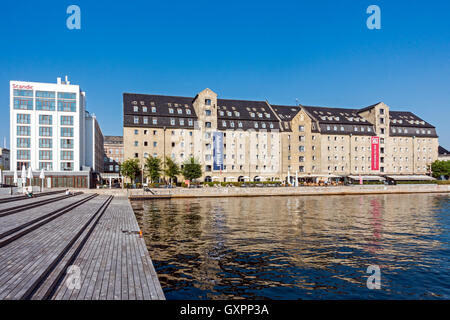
0,193,164,300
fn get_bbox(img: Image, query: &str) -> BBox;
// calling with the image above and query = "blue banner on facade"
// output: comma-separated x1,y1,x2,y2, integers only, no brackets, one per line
213,132,224,171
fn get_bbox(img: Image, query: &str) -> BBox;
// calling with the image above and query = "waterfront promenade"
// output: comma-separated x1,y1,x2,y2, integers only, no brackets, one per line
125,184,450,200
0,191,164,300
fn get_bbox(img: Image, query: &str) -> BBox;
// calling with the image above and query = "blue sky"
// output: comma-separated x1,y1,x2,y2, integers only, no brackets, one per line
1,0,449,147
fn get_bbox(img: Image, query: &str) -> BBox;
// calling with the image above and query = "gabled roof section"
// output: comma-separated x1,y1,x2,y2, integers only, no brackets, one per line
389,111,435,128
217,98,277,121
302,106,372,125
271,105,301,121
358,102,382,113
438,146,450,155
123,93,197,118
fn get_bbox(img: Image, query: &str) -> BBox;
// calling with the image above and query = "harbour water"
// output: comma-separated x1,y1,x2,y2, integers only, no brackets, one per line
132,193,450,299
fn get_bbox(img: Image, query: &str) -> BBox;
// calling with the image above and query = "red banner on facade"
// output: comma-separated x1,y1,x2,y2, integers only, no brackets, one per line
371,137,380,170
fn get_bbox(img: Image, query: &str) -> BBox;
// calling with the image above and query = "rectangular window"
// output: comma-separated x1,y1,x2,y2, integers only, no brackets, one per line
14,98,33,110
17,150,30,160
60,162,74,171
61,116,74,125
57,100,76,112
39,138,52,148
17,138,30,148
134,116,139,124
39,162,52,170
39,115,52,125
205,99,211,105
58,92,76,99
298,125,305,132
39,150,52,160
17,126,31,136
61,139,74,149
36,99,56,111
61,151,74,160
143,117,148,124
36,91,55,98
61,127,73,137
39,127,53,137
16,114,30,124
13,89,33,97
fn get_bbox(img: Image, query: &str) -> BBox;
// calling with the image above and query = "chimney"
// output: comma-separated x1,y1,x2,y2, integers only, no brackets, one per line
65,75,70,84
57,77,61,84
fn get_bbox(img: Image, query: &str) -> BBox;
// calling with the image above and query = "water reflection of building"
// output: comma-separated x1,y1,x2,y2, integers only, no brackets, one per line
133,194,447,298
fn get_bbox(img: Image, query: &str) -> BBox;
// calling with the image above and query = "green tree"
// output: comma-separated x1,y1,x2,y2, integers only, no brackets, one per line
430,160,450,178
120,158,140,187
164,156,180,185
145,155,162,183
181,157,202,182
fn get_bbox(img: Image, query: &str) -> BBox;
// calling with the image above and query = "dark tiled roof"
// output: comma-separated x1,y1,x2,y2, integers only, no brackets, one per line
389,111,435,128
217,98,277,121
439,146,450,155
123,93,197,118
302,106,372,125
271,105,301,121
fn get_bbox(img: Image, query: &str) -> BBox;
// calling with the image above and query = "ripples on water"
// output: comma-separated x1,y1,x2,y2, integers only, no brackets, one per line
132,193,450,299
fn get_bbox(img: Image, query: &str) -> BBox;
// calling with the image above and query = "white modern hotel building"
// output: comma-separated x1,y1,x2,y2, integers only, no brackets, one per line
9,76,104,173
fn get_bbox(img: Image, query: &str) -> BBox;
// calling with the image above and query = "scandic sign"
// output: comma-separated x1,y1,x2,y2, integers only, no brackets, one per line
12,84,33,90
371,136,380,171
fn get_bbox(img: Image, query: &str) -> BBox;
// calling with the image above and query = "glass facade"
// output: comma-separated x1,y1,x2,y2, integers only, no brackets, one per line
17,150,30,160
39,114,52,125
39,138,52,148
61,127,74,137
61,116,74,125
61,139,74,149
39,150,52,160
17,126,31,136
39,127,52,137
39,162,53,170
16,114,30,124
60,162,74,171
17,138,30,148
61,151,74,160
14,98,33,110
36,99,56,111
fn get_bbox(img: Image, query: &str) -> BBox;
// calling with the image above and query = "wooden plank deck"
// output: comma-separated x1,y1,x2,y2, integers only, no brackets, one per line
0,194,164,300
51,197,165,300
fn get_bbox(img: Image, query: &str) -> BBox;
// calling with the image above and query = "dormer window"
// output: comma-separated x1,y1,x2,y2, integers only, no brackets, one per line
235,111,240,117
177,109,182,114
151,107,156,112
238,122,243,128
258,113,263,118
254,123,259,128
133,106,139,112
269,123,274,129
222,121,227,127
186,109,191,115
227,111,232,116
219,111,224,116
169,108,174,114
250,113,255,117
142,106,147,112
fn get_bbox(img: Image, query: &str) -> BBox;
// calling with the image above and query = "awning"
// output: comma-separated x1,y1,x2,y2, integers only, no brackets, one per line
348,175,385,181
386,175,436,181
